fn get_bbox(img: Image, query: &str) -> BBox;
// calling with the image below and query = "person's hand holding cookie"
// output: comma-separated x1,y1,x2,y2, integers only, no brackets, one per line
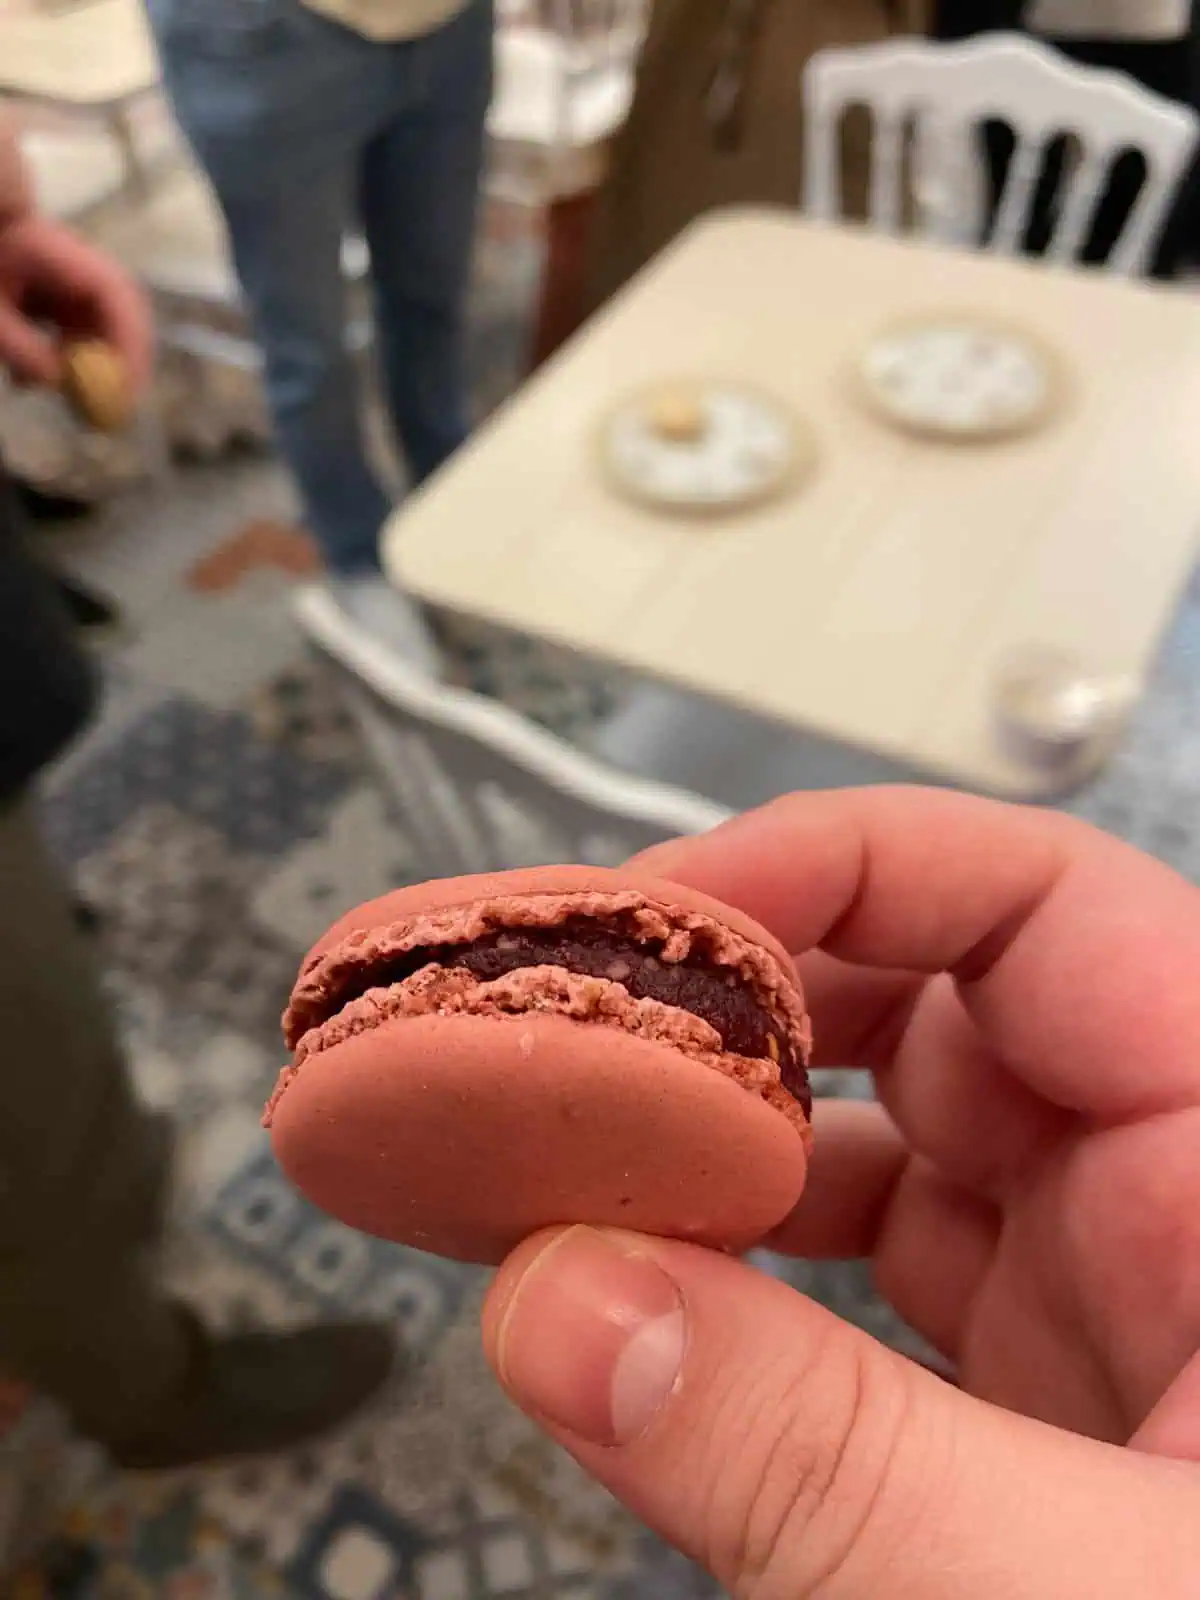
0,114,152,427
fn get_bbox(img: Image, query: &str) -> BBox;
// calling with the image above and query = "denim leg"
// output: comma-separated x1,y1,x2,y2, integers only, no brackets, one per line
213,169,391,572
361,0,493,486
148,0,393,572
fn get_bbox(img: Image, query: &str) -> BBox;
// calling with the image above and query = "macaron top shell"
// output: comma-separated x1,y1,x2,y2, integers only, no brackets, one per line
298,864,799,976
269,865,812,1264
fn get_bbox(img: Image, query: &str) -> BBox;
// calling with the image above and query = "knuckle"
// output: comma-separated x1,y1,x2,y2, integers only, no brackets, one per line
702,1325,913,1600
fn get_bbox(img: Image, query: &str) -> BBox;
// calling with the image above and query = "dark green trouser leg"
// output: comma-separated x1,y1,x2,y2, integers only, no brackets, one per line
0,795,191,1441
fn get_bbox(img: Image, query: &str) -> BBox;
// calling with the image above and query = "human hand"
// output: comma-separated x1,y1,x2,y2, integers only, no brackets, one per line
0,214,152,394
482,788,1200,1597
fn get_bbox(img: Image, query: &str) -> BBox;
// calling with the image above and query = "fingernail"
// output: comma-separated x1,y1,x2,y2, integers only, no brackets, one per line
495,1228,686,1447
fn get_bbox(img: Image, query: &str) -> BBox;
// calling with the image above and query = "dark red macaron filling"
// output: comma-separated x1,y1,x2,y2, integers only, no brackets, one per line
305,917,813,1118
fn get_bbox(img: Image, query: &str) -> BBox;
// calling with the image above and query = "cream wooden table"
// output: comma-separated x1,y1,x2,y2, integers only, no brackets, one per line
0,0,161,190
385,209,1200,799
0,0,158,108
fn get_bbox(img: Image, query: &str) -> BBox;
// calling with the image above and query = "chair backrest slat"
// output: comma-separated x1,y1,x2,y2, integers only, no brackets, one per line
1045,144,1113,264
989,130,1049,253
868,106,906,233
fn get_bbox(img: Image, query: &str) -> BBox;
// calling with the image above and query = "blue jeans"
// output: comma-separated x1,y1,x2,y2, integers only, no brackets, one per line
148,0,493,573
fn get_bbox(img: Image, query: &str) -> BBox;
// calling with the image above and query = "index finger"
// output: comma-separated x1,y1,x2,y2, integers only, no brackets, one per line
634,787,1200,1120
39,227,154,393
75,258,154,394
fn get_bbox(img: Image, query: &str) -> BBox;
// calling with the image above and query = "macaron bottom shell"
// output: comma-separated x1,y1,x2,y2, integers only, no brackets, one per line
269,1010,810,1265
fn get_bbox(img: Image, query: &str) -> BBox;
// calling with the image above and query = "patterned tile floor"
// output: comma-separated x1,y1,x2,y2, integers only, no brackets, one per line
7,596,735,1599
1,215,735,1598
6,222,1200,1597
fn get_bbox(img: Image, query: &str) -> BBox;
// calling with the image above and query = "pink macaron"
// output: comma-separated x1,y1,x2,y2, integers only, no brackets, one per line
267,865,813,1264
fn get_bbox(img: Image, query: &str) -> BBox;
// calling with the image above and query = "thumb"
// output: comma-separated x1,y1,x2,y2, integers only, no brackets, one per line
483,1228,1200,1599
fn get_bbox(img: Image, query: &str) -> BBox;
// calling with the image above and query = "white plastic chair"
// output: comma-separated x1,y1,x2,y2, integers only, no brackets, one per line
803,31,1200,275
294,584,730,879
22,125,128,222
20,87,183,222
489,0,647,204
